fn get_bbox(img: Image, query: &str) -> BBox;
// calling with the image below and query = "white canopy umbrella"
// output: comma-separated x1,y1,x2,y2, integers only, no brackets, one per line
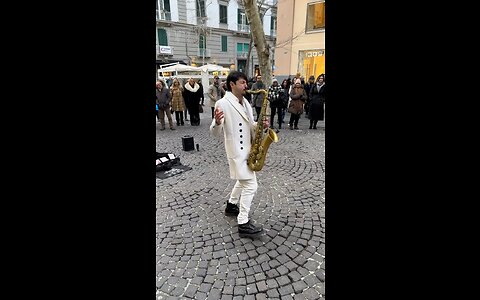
199,63,230,72
158,64,200,73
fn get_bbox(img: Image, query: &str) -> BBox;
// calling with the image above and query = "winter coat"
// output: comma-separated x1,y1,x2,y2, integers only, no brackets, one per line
251,82,266,108
156,87,171,110
268,85,283,108
182,82,202,110
207,83,225,108
288,86,307,115
209,91,257,180
308,83,325,121
170,86,185,112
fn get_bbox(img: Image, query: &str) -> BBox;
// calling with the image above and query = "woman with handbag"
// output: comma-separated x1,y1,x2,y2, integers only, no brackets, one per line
288,78,307,130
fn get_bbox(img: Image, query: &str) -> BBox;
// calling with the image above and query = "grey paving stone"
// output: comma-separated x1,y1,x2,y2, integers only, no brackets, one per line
303,287,320,300
267,288,280,298
246,283,258,294
292,280,308,293
278,284,294,296
256,280,268,292
276,275,291,287
233,285,246,296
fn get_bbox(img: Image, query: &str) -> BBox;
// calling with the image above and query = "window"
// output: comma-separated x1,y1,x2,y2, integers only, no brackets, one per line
219,5,228,24
157,28,168,46
270,16,277,35
196,0,206,18
221,36,228,52
157,0,171,21
306,1,325,32
199,34,206,49
237,43,249,53
237,9,249,25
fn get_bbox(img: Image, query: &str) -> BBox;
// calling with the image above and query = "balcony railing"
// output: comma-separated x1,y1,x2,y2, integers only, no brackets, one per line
237,24,250,32
156,9,171,21
198,49,211,57
236,51,249,58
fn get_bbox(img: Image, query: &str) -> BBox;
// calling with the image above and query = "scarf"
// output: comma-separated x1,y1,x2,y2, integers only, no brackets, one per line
184,82,200,93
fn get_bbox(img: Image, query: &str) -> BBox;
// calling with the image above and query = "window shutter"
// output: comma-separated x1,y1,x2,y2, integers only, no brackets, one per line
158,29,168,46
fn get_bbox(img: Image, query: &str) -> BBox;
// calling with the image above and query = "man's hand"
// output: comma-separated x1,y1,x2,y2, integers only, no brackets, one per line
214,107,224,125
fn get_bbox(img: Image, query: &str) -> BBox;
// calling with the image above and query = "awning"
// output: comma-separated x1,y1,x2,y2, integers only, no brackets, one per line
156,60,187,65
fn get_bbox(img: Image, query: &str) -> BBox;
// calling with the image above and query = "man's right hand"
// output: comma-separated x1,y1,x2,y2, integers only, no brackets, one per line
214,107,224,125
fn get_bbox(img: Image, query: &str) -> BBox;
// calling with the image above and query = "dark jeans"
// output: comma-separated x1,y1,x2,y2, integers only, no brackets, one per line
270,107,283,128
174,111,184,125
309,119,319,129
255,106,262,121
289,113,300,128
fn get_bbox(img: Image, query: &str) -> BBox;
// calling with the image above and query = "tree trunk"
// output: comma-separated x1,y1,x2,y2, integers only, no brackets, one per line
245,34,253,78
243,0,272,87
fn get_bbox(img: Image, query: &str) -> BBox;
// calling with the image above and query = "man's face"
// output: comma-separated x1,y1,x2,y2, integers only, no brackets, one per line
156,81,162,89
214,77,219,84
189,78,195,85
256,76,262,82
309,78,315,84
230,78,248,95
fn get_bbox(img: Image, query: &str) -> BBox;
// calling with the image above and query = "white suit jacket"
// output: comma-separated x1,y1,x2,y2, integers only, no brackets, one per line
210,91,257,180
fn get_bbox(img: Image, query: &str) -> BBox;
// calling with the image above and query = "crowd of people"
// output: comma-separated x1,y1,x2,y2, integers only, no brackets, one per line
156,72,325,131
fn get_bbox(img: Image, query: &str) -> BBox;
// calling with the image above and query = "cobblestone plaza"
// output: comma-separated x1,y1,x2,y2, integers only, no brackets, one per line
156,112,325,299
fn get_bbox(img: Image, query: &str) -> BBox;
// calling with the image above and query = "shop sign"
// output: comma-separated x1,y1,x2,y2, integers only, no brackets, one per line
305,50,324,58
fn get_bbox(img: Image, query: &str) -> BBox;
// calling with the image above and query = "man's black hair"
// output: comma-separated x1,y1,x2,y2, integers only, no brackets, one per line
226,71,248,92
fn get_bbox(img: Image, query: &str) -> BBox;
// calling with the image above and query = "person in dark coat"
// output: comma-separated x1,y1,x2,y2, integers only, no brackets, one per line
268,78,283,130
156,80,175,130
303,75,316,117
183,78,203,126
250,75,266,121
308,74,325,129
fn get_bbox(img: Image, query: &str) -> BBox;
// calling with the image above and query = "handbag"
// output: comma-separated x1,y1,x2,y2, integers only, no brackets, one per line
199,104,204,113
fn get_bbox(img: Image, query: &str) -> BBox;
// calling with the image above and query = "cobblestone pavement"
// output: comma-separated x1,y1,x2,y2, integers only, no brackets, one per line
156,109,325,300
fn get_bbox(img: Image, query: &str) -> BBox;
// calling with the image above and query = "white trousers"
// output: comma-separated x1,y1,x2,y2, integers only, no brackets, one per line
228,174,258,225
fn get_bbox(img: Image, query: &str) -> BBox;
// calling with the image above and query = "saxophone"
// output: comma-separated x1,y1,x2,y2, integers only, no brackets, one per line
246,89,279,172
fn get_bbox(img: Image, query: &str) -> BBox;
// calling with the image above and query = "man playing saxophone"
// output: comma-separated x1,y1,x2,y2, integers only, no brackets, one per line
209,71,269,237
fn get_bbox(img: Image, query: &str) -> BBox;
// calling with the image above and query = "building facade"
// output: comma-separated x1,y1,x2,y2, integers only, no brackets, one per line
275,0,325,81
156,0,277,79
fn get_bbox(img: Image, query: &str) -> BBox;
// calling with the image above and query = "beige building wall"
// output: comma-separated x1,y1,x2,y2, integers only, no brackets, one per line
275,0,325,79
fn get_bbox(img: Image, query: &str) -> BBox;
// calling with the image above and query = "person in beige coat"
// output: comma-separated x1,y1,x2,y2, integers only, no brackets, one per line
210,71,269,237
207,75,225,119
170,78,186,126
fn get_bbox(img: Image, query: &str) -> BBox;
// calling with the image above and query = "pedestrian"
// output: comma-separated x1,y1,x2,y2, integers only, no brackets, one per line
183,77,202,126
268,78,283,130
197,79,205,106
170,78,186,126
250,74,266,121
308,74,326,129
303,75,316,117
279,79,289,125
156,80,175,130
209,71,269,237
207,75,225,119
288,78,307,130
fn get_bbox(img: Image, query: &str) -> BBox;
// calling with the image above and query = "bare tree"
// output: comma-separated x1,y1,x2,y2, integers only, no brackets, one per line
242,0,273,86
